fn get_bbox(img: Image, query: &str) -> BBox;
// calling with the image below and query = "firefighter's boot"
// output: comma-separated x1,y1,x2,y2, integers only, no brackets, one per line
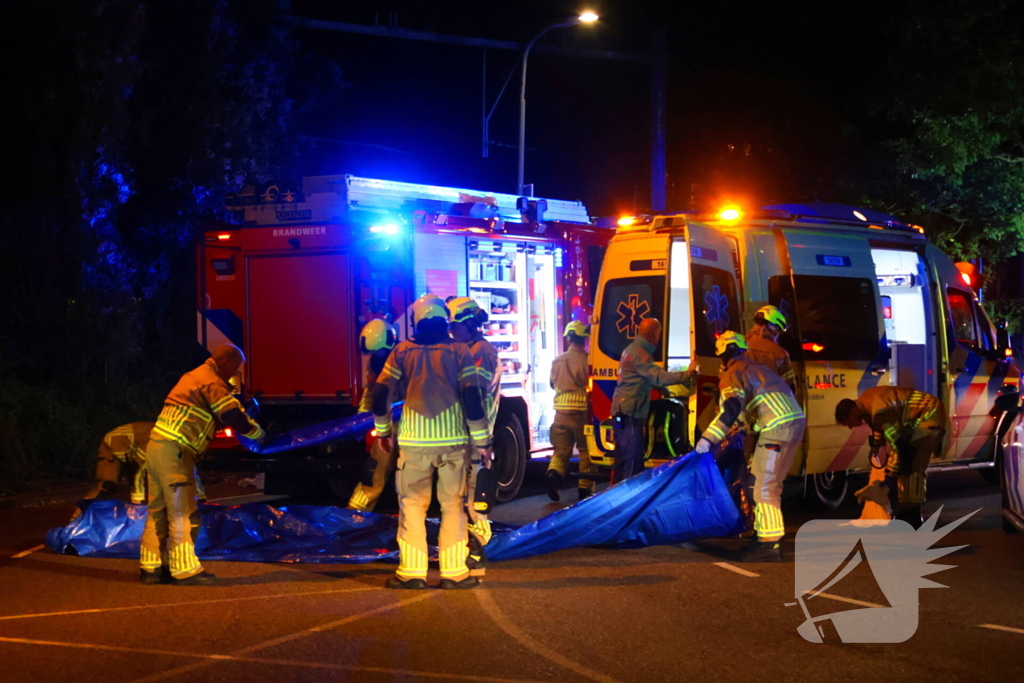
578,488,592,502
171,571,217,586
738,538,783,563
385,576,429,590
139,567,170,585
895,505,924,529
440,576,480,590
545,470,562,502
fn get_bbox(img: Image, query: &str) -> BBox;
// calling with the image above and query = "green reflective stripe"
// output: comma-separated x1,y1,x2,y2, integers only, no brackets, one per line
705,422,727,441
554,388,587,410
398,404,469,445
210,394,238,413
242,424,264,440
761,413,802,431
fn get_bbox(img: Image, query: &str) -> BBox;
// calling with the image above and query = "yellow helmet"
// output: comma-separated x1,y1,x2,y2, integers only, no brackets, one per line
359,319,397,353
448,296,483,324
564,320,589,338
714,331,748,357
411,294,448,326
755,305,788,331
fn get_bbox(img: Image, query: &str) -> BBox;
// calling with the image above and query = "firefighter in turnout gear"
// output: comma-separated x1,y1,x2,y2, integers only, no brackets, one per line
610,318,694,481
347,320,400,512
546,321,596,501
835,387,947,528
746,306,796,394
371,294,492,589
447,296,500,578
139,344,264,585
695,331,806,562
77,423,206,518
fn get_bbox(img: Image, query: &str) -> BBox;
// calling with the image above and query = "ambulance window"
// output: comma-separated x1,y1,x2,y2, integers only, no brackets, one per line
598,276,666,362
691,265,741,357
974,300,997,351
791,275,879,361
946,289,977,346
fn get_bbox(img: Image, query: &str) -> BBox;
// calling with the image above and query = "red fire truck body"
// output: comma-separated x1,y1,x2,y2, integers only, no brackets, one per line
197,175,609,500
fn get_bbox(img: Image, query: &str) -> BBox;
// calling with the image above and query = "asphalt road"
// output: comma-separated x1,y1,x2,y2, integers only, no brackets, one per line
1,468,1021,683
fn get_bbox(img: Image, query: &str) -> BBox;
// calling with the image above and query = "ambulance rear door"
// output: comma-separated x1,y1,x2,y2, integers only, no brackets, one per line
668,221,743,438
781,229,886,475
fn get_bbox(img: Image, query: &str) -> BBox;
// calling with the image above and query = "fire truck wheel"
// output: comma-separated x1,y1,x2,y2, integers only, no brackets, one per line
806,470,849,510
493,413,527,503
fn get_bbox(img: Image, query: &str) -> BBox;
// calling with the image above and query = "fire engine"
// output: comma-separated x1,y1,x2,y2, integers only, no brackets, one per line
197,175,610,501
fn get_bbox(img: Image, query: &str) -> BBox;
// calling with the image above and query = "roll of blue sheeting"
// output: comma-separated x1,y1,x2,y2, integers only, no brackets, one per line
486,450,744,561
238,403,404,454
46,451,742,563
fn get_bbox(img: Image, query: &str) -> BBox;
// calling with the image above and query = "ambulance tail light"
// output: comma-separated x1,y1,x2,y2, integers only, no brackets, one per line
883,306,893,319
802,343,825,353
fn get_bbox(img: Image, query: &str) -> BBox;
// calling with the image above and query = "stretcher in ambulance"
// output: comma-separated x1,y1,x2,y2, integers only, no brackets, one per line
586,204,1021,507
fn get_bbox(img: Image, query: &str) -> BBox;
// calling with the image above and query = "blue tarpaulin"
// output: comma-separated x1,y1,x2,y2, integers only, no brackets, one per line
46,451,744,563
237,404,404,455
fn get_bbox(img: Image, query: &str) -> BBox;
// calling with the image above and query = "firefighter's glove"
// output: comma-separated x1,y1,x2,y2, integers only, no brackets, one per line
477,445,493,468
695,437,713,454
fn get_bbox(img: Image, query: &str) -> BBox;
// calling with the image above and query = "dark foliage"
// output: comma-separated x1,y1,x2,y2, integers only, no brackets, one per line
2,0,341,493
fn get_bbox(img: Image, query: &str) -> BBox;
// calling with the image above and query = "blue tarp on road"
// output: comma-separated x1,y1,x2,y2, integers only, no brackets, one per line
46,451,744,563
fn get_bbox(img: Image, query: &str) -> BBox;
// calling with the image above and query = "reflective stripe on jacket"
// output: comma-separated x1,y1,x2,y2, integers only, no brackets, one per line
856,386,944,450
745,325,796,386
152,359,264,454
551,346,588,412
704,357,804,443
375,339,490,449
100,422,154,466
610,337,686,419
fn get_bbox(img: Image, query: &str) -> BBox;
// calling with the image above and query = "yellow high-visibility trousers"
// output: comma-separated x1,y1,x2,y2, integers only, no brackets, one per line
547,411,595,492
396,445,470,581
749,419,805,541
139,438,204,579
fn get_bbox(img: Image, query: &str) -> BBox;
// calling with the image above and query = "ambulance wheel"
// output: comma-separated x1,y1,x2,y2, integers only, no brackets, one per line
493,413,527,503
807,470,849,510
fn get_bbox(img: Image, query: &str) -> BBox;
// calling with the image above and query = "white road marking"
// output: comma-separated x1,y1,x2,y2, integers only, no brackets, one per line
977,624,1024,635
0,636,547,683
0,586,378,621
127,591,436,683
476,588,623,683
713,562,760,578
803,590,885,609
10,544,45,559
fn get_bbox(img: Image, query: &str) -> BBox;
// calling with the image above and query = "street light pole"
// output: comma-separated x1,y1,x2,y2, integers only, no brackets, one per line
517,12,598,196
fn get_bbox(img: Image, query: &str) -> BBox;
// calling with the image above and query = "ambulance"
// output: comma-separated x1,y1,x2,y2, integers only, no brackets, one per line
586,203,1021,507
198,175,610,501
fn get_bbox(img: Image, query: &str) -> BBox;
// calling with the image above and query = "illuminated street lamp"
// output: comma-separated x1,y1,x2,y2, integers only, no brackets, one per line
517,11,599,195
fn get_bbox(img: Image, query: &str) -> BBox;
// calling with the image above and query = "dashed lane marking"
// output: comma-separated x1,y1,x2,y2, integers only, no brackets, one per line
713,562,760,578
127,590,437,683
0,586,378,621
977,624,1024,635
10,544,45,559
475,588,623,683
0,636,548,683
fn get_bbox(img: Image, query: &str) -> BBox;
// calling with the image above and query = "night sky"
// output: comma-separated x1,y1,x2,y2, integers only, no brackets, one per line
291,0,893,216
